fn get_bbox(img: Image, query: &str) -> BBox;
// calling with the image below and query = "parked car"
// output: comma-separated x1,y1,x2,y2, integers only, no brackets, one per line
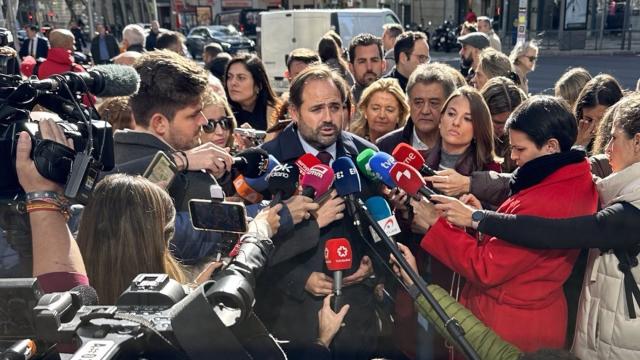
186,25,255,59
213,8,264,43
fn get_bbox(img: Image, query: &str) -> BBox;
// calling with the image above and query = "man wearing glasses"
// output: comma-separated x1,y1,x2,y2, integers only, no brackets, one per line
382,31,430,93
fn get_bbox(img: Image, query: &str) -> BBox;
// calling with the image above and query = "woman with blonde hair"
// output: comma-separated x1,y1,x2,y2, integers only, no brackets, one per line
554,67,592,109
199,89,237,149
349,78,409,143
473,48,520,91
509,41,539,94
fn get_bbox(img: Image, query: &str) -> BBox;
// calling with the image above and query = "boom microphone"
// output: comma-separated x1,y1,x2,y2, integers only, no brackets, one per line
392,143,438,176
29,64,141,97
368,152,397,188
267,163,300,206
232,148,270,178
300,164,334,200
324,238,352,312
390,162,437,200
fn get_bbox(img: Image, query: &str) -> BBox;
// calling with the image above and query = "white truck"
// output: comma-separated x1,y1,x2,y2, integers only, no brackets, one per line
259,9,401,93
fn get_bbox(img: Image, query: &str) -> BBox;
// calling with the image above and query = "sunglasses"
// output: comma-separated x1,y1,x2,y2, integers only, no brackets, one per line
202,116,232,133
526,56,537,62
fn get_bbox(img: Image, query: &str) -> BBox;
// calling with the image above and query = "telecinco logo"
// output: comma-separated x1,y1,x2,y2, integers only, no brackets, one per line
395,169,412,182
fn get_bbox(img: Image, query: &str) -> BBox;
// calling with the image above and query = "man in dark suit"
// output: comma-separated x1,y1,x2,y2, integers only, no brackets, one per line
256,65,380,358
18,25,49,59
382,31,429,93
377,63,457,155
90,24,120,65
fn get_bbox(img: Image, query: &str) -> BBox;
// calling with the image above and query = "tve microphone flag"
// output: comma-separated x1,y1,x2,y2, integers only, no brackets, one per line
391,143,438,176
301,164,334,199
368,152,397,188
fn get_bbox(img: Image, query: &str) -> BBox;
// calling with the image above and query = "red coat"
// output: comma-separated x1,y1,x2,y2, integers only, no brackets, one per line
421,159,598,353
21,48,96,106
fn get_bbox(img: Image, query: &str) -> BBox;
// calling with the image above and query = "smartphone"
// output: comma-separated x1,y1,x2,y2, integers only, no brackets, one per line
143,151,177,189
189,199,248,233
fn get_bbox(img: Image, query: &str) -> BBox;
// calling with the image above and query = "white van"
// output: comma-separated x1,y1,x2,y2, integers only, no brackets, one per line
259,9,400,93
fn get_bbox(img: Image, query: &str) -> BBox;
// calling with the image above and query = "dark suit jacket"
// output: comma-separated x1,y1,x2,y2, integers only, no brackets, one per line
19,37,49,59
90,34,120,64
376,117,414,154
256,124,380,358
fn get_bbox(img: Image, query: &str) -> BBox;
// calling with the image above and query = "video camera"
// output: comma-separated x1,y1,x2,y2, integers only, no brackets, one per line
0,65,140,201
0,225,282,359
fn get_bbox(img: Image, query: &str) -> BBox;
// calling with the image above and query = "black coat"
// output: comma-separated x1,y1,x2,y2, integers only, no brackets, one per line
19,37,49,59
256,124,381,359
90,34,120,64
375,117,414,154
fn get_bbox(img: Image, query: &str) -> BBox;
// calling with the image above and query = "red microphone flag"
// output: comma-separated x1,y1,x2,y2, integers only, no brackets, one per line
324,238,352,271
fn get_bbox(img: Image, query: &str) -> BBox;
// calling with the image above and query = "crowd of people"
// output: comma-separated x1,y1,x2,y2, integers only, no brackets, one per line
1,14,640,360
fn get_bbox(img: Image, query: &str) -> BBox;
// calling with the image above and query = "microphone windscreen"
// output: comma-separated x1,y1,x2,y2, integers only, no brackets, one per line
365,196,393,222
296,153,322,179
233,175,263,203
268,163,300,200
233,148,270,178
392,143,426,170
356,148,377,180
70,284,99,306
324,238,353,271
89,64,140,97
368,152,396,188
301,164,334,198
332,157,362,197
245,154,280,192
390,162,425,196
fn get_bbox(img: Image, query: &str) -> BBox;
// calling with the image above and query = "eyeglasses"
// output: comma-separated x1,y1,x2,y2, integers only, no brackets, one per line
411,53,431,63
202,116,232,133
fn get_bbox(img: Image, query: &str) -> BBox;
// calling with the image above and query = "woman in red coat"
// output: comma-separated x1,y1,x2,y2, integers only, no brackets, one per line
411,95,599,352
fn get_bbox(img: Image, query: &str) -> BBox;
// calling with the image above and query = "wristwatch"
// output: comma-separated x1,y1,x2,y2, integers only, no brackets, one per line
471,210,486,229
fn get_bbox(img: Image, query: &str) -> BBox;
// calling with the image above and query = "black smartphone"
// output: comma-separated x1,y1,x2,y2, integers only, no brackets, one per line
143,151,177,189
189,199,248,233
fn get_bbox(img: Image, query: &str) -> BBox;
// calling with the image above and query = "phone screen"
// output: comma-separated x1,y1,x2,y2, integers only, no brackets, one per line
189,200,248,233
143,152,177,189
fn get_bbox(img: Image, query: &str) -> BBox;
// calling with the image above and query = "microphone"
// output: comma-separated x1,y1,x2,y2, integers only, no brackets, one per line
296,153,322,179
245,155,281,192
70,284,99,306
0,339,36,360
368,152,397,188
300,164,334,200
365,196,401,243
332,157,365,235
29,64,140,97
356,148,377,180
324,238,352,312
390,162,437,200
233,175,263,203
232,148,270,178
268,163,300,206
233,155,281,203
392,143,438,176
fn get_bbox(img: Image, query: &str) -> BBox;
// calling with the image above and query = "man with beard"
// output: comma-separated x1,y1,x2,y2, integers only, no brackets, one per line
113,50,234,263
257,65,381,359
458,32,490,83
348,33,386,104
383,31,430,93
